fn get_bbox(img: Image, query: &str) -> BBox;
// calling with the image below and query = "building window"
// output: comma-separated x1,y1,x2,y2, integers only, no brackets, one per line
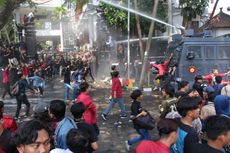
187,45,202,59
217,46,230,59
204,46,215,59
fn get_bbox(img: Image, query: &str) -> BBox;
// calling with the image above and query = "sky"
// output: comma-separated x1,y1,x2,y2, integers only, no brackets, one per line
208,0,230,15
36,0,63,7
38,0,230,16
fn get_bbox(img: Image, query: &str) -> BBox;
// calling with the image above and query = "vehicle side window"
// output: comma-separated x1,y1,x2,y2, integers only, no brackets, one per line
187,46,202,59
204,46,215,59
217,46,230,59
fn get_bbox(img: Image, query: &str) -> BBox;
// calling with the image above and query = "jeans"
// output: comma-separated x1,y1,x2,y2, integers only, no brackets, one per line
128,129,151,145
64,83,70,101
15,94,30,118
2,82,12,98
72,83,80,100
103,97,126,116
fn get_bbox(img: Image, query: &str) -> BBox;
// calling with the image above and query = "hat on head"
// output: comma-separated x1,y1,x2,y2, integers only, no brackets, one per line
33,102,49,113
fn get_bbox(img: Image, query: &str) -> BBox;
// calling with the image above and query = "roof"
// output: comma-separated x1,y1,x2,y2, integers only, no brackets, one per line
201,8,230,29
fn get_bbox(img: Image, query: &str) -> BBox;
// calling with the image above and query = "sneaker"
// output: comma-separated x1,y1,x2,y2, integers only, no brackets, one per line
101,113,107,121
120,115,127,119
125,140,130,151
14,117,21,121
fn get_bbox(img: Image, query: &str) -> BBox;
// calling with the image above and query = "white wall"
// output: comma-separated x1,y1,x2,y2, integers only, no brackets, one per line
214,28,230,37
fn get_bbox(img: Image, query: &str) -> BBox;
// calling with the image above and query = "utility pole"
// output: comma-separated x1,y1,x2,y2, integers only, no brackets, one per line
168,0,173,42
127,0,130,79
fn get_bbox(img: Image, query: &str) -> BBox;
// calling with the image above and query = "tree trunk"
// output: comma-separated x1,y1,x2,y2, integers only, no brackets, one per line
4,26,10,44
0,0,26,31
134,0,144,61
200,0,219,31
182,15,189,29
209,0,219,20
138,0,159,88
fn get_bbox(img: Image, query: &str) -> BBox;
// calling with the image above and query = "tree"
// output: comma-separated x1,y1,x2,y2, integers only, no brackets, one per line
0,0,27,31
179,0,208,28
99,3,129,34
139,0,159,88
62,0,88,12
133,0,167,61
98,0,167,37
209,0,219,21
134,0,144,61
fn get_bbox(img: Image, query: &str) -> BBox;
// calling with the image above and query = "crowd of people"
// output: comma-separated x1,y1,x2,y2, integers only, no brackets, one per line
0,43,230,153
133,68,230,153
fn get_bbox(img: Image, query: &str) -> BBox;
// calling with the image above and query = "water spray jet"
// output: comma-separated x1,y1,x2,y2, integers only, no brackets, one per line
99,0,175,28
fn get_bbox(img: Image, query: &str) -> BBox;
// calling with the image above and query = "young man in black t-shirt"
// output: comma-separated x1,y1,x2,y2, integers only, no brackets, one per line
171,96,202,153
70,102,98,153
192,115,230,153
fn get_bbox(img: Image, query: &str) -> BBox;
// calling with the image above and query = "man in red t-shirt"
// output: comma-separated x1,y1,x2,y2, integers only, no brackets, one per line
101,71,127,120
1,65,12,99
135,118,178,153
203,69,230,85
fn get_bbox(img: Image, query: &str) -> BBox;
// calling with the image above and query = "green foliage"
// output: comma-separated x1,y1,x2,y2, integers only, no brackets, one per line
179,0,209,20
39,42,52,51
0,0,6,8
76,0,88,11
99,0,168,35
63,0,88,11
54,5,68,16
155,0,167,33
0,18,15,44
99,3,128,32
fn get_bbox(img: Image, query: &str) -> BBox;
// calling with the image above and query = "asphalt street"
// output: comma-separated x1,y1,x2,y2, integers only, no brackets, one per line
1,78,161,153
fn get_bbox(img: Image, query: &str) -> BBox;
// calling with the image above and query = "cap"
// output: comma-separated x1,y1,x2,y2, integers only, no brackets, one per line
33,102,49,113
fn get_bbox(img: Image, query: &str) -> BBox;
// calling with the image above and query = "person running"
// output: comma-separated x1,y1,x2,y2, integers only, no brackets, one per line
135,118,178,153
76,82,99,135
14,72,35,120
1,64,13,100
63,65,71,102
101,71,127,120
125,89,151,151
